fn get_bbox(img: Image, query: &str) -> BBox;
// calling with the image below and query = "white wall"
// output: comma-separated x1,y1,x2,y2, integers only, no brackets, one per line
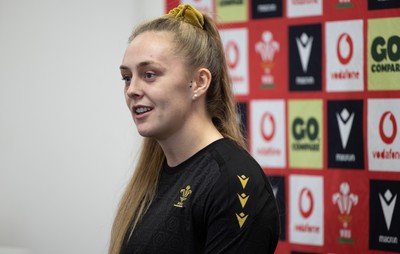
0,0,164,253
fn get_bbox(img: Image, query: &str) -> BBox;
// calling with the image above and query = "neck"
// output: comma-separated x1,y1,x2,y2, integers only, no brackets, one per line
157,118,223,167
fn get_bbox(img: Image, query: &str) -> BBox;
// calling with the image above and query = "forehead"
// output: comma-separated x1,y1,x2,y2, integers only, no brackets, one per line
122,31,180,67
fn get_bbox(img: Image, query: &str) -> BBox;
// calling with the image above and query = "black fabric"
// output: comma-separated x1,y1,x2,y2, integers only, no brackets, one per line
121,138,280,254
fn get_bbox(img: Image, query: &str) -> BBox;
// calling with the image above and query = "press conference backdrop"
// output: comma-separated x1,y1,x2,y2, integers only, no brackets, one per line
166,1,400,253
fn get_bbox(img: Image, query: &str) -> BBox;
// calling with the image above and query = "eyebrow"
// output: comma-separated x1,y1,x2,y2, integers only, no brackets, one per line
119,65,129,71
120,61,157,71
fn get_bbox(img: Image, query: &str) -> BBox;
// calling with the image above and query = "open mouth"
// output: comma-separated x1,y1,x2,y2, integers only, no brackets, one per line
135,106,153,115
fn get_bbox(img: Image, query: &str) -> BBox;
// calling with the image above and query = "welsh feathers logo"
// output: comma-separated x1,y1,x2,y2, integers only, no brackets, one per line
332,182,358,243
255,31,280,88
336,0,353,8
173,185,192,208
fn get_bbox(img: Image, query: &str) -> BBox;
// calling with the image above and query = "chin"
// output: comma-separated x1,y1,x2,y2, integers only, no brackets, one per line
137,128,157,138
137,131,152,138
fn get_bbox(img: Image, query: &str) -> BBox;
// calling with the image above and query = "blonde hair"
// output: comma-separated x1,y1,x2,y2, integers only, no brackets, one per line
109,13,246,254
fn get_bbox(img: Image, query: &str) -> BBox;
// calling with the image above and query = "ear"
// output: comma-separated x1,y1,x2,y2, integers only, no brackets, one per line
192,68,211,98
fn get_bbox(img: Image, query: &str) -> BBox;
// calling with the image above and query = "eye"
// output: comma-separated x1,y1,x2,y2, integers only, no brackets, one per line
121,75,131,85
144,72,156,80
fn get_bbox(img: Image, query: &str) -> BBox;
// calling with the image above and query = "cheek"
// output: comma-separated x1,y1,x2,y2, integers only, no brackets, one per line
157,94,186,117
167,98,192,120
171,91,191,108
124,93,131,108
161,85,190,105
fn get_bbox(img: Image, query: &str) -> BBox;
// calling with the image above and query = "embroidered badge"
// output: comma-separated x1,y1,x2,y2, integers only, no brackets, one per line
236,212,249,228
236,174,250,228
237,175,249,189
237,193,250,208
173,185,192,208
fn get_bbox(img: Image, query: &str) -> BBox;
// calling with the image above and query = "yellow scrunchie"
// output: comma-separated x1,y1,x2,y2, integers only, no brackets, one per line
166,4,204,29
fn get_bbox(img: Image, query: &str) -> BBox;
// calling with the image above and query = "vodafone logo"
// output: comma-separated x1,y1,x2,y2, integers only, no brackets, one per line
379,111,398,144
299,188,314,218
225,40,240,69
337,33,353,65
260,112,275,141
290,175,323,245
369,99,400,168
250,100,285,168
326,20,363,91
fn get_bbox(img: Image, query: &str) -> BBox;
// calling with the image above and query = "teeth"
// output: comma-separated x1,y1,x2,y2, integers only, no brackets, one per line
135,107,151,114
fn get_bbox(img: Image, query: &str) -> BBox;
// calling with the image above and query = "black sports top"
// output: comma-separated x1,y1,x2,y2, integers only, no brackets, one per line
121,138,280,254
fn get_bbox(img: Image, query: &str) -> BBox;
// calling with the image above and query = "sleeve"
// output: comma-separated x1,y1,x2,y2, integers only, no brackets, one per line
202,156,280,254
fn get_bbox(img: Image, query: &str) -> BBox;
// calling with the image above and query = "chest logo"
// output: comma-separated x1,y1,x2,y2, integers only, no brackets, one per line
174,185,192,208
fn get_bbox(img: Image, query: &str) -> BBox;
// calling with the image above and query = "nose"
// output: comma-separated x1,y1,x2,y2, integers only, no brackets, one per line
125,78,143,99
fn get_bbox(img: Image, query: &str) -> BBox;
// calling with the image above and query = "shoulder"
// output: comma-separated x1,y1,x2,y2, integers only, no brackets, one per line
205,138,276,219
209,138,267,185
201,139,280,252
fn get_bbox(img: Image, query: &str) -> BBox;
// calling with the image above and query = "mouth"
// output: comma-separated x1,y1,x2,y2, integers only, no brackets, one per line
134,106,153,115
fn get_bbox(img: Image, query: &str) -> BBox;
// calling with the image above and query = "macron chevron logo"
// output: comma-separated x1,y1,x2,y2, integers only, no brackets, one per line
296,33,313,73
379,189,397,231
336,108,355,150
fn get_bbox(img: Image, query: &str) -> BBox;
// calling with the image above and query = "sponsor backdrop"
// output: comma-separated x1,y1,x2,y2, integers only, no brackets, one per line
166,0,400,253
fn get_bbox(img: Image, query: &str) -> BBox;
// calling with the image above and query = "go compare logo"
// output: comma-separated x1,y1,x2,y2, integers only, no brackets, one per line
368,17,400,91
292,117,320,151
371,36,400,73
289,100,323,169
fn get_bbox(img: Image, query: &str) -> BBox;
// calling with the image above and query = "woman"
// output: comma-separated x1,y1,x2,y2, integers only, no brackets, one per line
110,4,280,254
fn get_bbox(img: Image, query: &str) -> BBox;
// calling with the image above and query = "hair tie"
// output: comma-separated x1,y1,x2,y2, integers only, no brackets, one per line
166,4,204,29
